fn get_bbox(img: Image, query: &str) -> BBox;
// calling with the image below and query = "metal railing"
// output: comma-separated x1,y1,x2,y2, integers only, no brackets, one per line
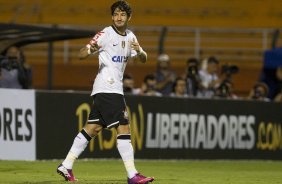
22,25,280,65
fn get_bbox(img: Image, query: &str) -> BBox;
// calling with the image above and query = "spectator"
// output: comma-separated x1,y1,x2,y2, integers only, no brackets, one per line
272,66,282,99
260,65,282,99
170,77,188,97
140,74,162,96
182,57,200,97
197,57,221,98
155,53,176,96
213,80,238,99
122,74,140,95
0,46,32,89
247,82,270,102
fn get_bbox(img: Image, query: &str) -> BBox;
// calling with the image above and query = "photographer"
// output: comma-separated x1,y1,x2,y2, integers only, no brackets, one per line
0,46,31,89
213,79,238,99
184,57,201,97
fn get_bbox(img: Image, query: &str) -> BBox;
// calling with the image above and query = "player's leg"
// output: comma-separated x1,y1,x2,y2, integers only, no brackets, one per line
116,124,154,184
57,123,103,181
57,94,104,181
116,124,137,178
61,123,102,169
100,93,137,178
98,93,154,183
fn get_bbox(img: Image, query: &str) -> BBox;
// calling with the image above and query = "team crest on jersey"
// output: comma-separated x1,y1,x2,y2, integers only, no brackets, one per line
122,41,125,48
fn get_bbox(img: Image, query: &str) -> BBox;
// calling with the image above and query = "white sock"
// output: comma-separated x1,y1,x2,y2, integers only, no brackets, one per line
117,134,138,179
62,129,92,169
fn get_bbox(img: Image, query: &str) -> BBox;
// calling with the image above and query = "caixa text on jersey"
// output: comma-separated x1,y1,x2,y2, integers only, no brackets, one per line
112,56,129,63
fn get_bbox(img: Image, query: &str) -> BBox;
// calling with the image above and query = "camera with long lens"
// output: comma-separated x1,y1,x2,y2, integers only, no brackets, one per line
186,58,199,78
215,80,231,98
185,58,200,96
187,65,198,78
221,64,239,80
0,56,19,71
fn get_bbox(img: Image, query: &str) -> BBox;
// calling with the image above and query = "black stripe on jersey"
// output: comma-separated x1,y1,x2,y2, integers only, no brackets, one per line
111,25,127,36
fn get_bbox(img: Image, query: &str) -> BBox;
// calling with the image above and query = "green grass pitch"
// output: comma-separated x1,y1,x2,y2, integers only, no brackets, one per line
0,159,281,184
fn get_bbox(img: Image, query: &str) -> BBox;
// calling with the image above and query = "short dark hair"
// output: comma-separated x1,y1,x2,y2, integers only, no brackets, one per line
111,0,132,17
254,82,269,95
144,74,156,83
187,58,198,65
172,77,186,92
207,56,219,64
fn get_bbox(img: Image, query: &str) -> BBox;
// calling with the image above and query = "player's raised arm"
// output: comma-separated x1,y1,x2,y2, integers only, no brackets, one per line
78,46,89,60
78,40,100,60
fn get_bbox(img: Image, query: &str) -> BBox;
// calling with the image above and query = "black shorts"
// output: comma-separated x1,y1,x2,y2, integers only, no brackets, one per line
88,93,129,129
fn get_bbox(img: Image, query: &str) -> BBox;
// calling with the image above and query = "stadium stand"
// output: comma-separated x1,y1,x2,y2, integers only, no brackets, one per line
0,0,281,95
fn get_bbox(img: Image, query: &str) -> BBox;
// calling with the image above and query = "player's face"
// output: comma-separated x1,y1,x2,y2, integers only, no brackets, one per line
112,8,130,29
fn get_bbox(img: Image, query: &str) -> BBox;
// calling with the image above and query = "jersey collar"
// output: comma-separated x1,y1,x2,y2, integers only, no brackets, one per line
111,25,127,36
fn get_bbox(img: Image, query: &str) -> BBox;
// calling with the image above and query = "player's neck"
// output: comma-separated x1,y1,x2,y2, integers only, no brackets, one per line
112,25,126,36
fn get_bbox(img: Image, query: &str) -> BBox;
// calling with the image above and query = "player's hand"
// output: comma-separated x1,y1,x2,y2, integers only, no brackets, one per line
89,40,100,53
130,39,141,53
131,38,147,63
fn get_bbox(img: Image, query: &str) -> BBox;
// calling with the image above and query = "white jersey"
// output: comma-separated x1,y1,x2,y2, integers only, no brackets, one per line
87,26,138,96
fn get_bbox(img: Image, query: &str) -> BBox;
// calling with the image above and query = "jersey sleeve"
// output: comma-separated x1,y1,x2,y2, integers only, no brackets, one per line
86,28,109,50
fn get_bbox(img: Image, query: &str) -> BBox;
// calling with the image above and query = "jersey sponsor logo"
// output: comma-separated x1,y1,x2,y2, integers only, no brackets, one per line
113,43,118,46
112,56,128,63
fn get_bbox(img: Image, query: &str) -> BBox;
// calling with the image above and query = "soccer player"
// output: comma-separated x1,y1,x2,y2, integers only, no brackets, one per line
56,1,154,184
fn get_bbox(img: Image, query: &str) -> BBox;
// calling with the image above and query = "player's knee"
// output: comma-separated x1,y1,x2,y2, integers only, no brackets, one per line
117,124,130,134
84,124,102,137
93,125,103,135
